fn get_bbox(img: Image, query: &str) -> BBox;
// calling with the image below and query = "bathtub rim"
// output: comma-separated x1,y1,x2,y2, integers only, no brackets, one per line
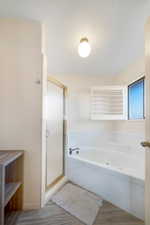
68,153,145,184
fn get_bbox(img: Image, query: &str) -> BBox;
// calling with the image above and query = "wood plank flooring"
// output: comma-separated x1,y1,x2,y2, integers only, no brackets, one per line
94,201,144,225
16,201,84,225
16,200,144,225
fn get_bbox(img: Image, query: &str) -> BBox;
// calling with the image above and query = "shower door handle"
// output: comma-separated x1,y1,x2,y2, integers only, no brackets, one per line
141,141,150,148
46,130,50,138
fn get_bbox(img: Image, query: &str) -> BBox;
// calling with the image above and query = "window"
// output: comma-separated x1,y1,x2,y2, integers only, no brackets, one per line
128,77,145,120
90,78,145,121
91,86,127,120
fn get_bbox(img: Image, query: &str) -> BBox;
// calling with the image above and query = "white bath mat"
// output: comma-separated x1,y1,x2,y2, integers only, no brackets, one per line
52,183,103,225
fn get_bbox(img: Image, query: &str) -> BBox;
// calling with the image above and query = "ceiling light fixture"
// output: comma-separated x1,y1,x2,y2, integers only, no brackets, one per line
78,37,91,58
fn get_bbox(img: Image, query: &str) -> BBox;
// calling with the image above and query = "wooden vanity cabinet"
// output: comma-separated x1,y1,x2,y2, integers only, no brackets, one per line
0,151,24,225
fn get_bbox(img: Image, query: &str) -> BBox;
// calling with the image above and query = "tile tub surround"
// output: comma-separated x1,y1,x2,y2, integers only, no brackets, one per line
68,131,114,149
68,131,145,175
66,154,144,220
68,130,145,156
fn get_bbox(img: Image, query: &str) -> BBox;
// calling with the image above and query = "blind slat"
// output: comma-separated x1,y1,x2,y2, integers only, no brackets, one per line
91,86,127,120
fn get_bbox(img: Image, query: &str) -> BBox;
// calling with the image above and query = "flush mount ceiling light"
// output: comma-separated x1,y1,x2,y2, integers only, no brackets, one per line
78,37,91,58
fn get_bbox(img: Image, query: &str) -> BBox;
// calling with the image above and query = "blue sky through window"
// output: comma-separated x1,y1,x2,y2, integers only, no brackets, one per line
128,78,144,120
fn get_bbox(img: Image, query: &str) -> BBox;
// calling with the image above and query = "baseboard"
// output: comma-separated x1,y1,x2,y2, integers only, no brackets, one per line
44,176,68,205
23,203,41,210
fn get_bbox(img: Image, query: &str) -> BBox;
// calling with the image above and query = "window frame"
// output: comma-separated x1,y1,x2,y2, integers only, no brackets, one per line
128,76,145,120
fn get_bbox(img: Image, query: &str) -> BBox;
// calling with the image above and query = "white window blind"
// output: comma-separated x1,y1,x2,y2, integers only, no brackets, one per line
91,86,127,120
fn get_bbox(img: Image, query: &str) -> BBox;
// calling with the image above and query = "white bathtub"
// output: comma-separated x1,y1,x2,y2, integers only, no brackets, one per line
67,148,145,220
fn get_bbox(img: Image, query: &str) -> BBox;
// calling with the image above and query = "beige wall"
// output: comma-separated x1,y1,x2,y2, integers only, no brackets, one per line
0,18,44,209
115,57,145,85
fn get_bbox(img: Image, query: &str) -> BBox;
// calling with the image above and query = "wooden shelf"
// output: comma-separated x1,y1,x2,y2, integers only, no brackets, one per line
0,151,24,166
0,150,24,225
5,182,22,206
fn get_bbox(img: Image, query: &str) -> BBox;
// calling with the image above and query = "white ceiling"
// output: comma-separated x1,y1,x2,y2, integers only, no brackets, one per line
0,0,150,76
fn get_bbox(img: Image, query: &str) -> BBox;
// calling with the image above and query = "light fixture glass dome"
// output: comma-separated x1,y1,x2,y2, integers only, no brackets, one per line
78,37,91,58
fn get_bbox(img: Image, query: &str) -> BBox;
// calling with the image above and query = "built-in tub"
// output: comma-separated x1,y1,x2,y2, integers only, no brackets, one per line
67,148,145,220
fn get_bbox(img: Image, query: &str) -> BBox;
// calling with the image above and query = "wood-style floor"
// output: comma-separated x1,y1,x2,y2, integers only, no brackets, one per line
94,201,144,225
16,200,144,225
